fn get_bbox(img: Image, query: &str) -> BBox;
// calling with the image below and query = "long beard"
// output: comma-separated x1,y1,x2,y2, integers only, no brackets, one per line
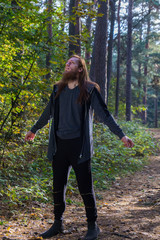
62,70,78,83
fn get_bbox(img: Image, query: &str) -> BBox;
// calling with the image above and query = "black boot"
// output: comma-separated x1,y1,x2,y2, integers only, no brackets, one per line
84,222,100,240
40,220,64,239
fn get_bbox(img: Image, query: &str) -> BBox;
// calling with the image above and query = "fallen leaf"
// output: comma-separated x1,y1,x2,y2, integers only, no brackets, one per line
28,236,43,240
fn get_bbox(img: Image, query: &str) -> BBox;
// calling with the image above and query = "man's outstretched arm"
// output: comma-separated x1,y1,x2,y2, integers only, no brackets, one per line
90,87,134,148
24,91,54,141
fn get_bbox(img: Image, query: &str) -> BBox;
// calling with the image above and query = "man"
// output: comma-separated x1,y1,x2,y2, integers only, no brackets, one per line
25,55,134,240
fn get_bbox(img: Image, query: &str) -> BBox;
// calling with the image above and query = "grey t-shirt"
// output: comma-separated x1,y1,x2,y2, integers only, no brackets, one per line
56,85,82,139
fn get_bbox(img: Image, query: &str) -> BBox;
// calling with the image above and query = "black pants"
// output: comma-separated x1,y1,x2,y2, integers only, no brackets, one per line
52,136,97,222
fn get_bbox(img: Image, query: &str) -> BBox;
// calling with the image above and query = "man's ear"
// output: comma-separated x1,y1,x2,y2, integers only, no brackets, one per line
78,67,83,72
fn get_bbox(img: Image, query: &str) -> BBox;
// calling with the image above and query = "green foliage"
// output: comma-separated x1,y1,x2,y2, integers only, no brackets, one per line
0,121,158,210
90,122,157,188
0,0,69,139
91,121,158,189
0,126,53,208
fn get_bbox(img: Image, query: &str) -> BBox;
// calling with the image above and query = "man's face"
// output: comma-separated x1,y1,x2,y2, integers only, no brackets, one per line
65,57,79,73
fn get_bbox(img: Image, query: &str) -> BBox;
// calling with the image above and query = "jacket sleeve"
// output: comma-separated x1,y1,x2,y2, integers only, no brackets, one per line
31,91,54,134
90,87,125,139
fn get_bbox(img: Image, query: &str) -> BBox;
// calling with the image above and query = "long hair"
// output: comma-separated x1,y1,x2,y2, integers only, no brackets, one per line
55,55,100,104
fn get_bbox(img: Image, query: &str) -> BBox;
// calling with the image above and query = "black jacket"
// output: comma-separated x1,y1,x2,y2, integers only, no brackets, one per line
31,83,125,163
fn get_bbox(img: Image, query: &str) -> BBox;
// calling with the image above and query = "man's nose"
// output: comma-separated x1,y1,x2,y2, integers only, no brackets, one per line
66,61,71,66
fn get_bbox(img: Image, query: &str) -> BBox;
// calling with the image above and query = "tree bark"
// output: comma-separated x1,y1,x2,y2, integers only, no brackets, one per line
115,0,121,118
90,0,109,101
154,91,158,128
85,0,97,65
107,0,116,104
85,15,92,65
126,0,133,121
142,1,151,124
11,0,23,130
46,0,53,81
138,4,143,107
69,0,81,56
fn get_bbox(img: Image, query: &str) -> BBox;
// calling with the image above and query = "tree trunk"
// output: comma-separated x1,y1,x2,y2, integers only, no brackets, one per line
107,0,116,104
154,92,158,128
126,0,133,121
69,0,81,56
11,0,23,130
142,2,151,124
138,5,143,106
85,0,96,65
85,15,92,65
115,0,121,118
89,0,109,101
46,0,53,81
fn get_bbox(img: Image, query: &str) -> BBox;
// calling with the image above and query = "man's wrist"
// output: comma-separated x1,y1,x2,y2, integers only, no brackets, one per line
120,133,125,140
30,126,37,134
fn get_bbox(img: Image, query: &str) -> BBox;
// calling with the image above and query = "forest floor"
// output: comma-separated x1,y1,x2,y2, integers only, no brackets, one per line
1,129,160,240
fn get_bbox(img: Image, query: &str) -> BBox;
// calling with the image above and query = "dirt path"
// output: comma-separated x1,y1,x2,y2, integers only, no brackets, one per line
1,129,160,240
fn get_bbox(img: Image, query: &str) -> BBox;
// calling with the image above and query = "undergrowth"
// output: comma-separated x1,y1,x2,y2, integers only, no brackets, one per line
0,121,158,211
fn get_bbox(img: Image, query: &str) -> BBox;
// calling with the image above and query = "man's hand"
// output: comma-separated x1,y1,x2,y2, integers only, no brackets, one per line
121,136,134,148
25,131,36,142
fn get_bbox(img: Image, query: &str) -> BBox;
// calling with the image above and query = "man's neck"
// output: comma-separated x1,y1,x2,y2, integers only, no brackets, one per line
68,80,78,89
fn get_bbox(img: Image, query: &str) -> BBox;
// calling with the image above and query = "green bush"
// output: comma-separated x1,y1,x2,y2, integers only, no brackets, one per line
0,121,158,209
91,121,158,189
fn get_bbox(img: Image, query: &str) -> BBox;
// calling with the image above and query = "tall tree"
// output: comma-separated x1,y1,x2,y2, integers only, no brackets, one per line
126,0,133,121
138,19,142,105
90,0,109,100
46,0,53,81
69,0,81,56
85,14,92,64
151,76,160,128
85,0,97,65
142,1,151,124
11,0,23,131
115,0,121,118
154,91,158,128
107,0,116,104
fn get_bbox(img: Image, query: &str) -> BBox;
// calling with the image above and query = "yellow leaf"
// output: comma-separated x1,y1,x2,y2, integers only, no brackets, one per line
28,236,43,240
0,96,4,103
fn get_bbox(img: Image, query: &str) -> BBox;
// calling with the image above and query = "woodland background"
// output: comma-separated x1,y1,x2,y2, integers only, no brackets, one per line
0,0,160,211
